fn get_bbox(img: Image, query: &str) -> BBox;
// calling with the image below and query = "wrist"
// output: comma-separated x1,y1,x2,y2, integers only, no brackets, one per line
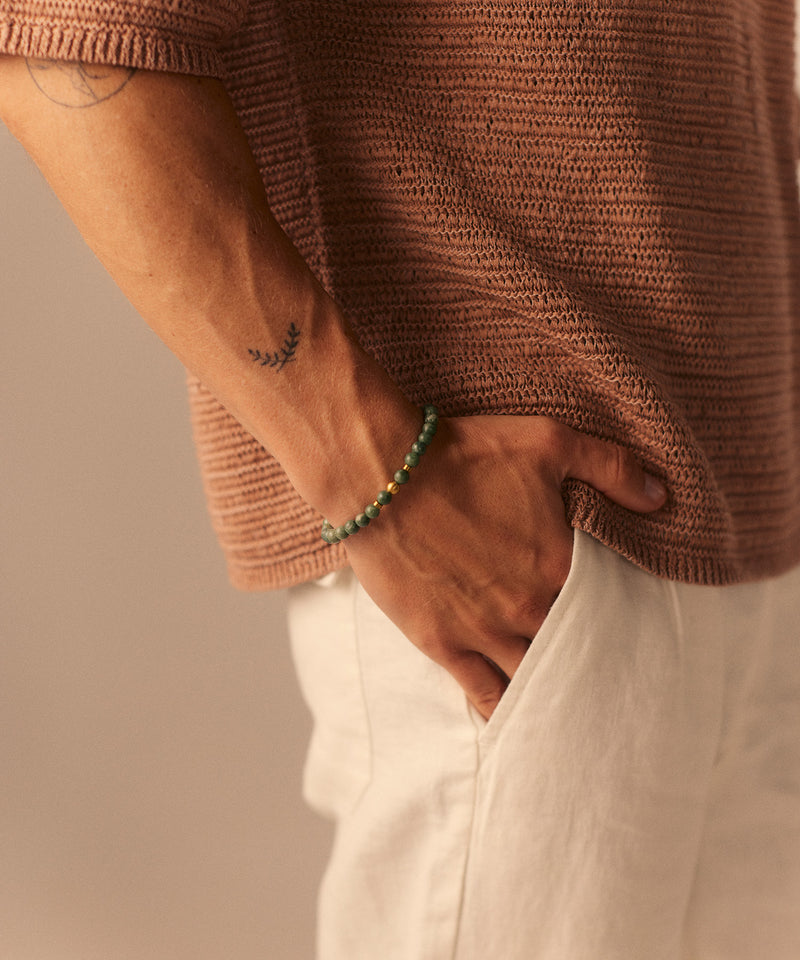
320,405,440,542
253,297,423,519
284,359,424,521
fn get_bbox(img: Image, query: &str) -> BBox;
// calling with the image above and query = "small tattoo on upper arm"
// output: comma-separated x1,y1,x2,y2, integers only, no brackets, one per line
249,323,301,372
25,59,136,108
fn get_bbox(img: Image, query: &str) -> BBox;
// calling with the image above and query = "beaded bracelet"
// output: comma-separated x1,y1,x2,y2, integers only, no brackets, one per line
321,405,439,545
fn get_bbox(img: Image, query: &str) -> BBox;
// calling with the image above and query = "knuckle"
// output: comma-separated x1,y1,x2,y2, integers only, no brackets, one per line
472,686,502,717
414,628,450,663
464,665,505,715
501,551,572,629
449,648,505,711
506,592,550,628
510,588,562,630
416,627,476,673
606,441,637,487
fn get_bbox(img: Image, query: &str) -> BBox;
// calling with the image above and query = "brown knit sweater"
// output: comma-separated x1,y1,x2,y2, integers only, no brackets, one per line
4,1,800,589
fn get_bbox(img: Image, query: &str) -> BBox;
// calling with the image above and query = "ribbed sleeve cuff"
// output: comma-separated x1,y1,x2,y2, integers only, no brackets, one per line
0,1,250,77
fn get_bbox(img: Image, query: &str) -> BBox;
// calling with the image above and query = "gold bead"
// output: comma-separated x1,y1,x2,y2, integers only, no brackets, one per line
373,500,380,509
387,481,400,495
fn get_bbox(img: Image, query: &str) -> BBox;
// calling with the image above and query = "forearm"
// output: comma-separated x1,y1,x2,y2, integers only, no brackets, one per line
0,56,418,516
0,55,670,719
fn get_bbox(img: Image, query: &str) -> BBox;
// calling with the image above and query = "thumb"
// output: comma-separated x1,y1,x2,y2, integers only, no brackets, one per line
564,431,668,513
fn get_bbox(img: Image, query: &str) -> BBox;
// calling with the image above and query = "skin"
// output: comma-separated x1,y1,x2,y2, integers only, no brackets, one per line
0,57,667,718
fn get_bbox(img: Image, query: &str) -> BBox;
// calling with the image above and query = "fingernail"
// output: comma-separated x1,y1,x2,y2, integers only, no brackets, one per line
644,473,667,503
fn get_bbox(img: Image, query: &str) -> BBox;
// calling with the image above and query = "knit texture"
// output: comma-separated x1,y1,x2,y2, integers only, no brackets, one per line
0,0,248,75
3,1,800,588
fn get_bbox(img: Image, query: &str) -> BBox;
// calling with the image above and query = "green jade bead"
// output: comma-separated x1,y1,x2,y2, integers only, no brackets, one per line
404,451,420,467
356,513,371,527
394,468,410,484
376,489,393,505
365,503,381,519
411,440,427,455
334,525,349,540
345,519,359,535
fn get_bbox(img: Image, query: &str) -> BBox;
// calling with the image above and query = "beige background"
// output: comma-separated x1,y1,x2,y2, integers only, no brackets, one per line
1,122,332,959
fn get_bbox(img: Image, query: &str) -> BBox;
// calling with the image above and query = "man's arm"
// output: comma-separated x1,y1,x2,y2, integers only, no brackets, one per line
0,56,666,718
0,57,421,514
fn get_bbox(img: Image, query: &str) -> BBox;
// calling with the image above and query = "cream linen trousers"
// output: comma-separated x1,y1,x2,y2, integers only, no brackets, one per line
287,531,800,960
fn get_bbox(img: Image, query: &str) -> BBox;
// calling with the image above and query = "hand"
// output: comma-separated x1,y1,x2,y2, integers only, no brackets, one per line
341,415,667,719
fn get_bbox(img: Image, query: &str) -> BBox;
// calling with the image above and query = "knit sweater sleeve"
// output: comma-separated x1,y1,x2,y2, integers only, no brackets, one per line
0,1,250,77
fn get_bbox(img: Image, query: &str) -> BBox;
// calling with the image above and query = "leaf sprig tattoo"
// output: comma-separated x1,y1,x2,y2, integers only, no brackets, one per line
249,322,301,372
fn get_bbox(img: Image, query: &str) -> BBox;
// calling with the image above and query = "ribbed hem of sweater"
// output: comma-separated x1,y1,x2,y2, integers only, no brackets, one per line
224,501,800,594
229,544,347,593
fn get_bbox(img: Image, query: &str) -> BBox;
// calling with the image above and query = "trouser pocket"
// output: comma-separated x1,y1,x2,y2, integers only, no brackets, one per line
475,527,584,752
